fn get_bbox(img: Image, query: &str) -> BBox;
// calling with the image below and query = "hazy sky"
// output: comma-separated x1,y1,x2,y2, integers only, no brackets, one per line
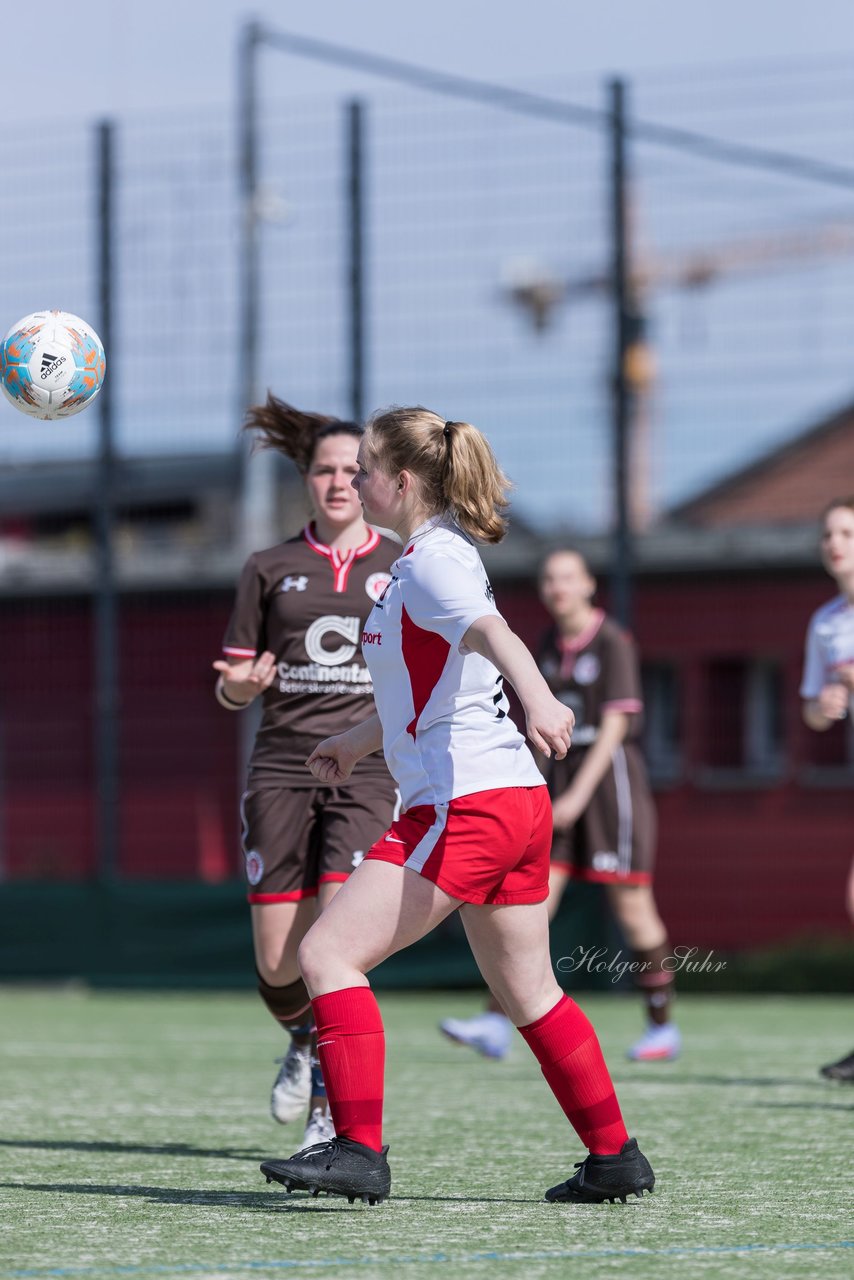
4,1,854,525
11,1,854,122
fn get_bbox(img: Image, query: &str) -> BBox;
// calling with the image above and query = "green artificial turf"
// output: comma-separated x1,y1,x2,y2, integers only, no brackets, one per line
0,989,852,1280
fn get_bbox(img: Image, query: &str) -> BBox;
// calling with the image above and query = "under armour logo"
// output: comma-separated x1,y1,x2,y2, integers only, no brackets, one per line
281,575,309,592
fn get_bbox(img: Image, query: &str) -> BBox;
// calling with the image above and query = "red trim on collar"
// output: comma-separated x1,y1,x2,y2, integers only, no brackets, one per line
558,609,605,655
302,523,380,592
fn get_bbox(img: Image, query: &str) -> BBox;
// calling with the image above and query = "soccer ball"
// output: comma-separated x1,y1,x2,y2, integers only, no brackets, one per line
0,310,106,420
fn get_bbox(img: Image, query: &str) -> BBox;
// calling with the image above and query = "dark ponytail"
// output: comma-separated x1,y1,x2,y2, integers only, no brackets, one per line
243,393,362,473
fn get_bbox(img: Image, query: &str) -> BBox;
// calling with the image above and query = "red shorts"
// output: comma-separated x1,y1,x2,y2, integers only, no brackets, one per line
364,785,552,905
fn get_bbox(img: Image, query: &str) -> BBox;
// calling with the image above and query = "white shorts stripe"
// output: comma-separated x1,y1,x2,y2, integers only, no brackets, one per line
612,746,634,876
239,790,250,855
404,802,449,875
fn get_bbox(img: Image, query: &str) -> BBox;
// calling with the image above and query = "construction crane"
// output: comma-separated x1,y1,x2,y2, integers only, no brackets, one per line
505,220,854,527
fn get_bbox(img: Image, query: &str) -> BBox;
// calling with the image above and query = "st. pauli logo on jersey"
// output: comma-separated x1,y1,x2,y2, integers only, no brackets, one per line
365,572,392,603
244,850,264,885
574,652,601,685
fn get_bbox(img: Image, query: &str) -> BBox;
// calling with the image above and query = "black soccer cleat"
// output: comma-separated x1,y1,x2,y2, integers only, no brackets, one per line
261,1137,391,1205
545,1137,655,1204
819,1049,854,1082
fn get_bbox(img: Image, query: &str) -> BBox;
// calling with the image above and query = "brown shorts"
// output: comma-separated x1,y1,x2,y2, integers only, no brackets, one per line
241,780,400,903
550,744,656,885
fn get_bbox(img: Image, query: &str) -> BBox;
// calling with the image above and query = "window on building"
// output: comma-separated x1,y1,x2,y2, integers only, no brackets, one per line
703,658,784,779
641,662,681,782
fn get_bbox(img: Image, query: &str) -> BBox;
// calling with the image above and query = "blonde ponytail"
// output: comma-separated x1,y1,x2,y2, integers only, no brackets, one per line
366,406,511,544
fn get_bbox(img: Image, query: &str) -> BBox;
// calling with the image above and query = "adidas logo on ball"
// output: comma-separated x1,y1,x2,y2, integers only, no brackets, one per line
40,351,66,380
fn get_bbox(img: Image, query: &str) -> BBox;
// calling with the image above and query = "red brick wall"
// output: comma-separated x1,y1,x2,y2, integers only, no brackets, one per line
1,572,850,950
0,593,239,882
502,571,853,949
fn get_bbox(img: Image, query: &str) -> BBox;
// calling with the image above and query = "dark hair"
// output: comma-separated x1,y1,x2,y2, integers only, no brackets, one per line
243,393,362,474
822,495,854,520
365,405,511,544
540,547,591,576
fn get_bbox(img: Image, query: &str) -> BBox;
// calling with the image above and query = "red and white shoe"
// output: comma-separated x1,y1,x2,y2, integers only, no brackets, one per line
627,1022,681,1062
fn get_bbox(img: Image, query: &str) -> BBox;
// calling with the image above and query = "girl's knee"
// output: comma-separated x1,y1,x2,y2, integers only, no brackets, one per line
296,925,327,989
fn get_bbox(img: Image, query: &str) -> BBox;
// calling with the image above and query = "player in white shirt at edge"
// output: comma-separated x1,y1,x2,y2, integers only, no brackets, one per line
258,405,655,1206
800,495,854,1084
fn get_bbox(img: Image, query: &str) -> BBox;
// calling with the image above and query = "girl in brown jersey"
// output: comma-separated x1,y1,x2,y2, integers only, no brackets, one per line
212,396,398,1146
800,496,854,1083
441,547,681,1063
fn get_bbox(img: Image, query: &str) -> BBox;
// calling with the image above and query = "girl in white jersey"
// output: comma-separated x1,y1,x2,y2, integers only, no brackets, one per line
259,406,655,1206
800,496,854,1083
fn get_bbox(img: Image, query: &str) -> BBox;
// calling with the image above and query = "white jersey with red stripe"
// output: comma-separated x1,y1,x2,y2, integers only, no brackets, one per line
800,594,854,711
361,514,545,810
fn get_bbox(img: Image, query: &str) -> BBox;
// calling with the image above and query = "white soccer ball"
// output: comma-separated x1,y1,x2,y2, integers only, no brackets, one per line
0,309,106,420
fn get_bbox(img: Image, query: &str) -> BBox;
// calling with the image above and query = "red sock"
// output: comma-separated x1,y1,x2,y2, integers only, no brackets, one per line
519,995,628,1154
311,986,385,1151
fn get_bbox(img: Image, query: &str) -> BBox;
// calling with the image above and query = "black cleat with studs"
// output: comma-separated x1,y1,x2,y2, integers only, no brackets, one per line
261,1136,391,1205
545,1137,655,1204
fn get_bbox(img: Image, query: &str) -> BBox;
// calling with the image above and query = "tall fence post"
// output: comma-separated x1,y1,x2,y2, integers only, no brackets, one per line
609,78,633,629
346,99,366,423
95,118,119,880
237,19,277,555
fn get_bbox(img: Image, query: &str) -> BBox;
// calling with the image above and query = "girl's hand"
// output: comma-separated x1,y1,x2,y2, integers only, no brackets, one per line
212,651,277,705
306,734,359,784
818,682,849,721
525,697,575,760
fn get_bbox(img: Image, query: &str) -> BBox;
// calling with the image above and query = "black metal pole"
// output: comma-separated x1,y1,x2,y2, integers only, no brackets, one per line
95,119,119,880
346,99,366,423
237,19,278,554
609,79,633,629
238,19,261,425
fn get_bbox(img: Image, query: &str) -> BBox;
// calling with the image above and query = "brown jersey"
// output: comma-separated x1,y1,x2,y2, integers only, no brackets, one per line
538,609,644,791
539,610,655,881
223,523,397,788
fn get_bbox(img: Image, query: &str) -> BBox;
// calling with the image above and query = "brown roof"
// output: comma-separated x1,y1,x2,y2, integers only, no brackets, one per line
669,399,854,527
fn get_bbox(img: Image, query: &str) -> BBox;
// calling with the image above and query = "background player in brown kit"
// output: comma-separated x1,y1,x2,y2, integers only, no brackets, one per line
441,547,681,1062
800,496,854,1082
213,397,398,1145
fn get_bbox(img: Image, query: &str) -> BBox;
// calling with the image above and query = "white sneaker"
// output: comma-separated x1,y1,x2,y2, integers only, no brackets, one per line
627,1022,682,1062
439,1011,513,1060
302,1105,335,1148
270,1042,312,1123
